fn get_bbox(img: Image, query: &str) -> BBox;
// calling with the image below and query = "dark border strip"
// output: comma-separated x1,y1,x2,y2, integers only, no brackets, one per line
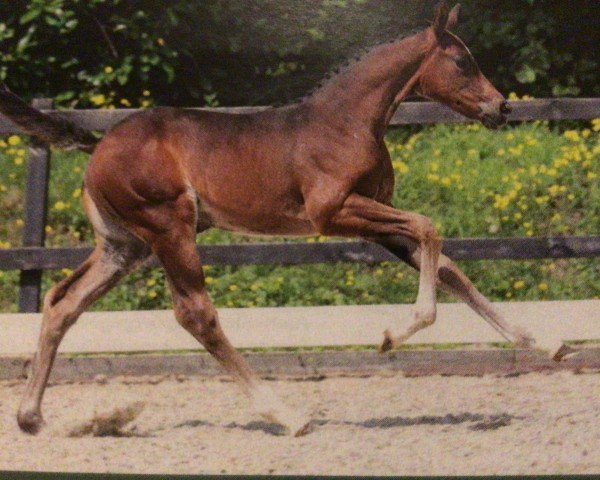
1,237,599,271
3,475,592,480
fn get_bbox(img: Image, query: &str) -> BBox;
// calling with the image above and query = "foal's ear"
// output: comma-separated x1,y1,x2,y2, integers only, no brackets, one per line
433,1,450,38
446,4,461,31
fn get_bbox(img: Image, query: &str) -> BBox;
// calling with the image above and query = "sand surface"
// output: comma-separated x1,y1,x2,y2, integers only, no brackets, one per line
0,371,598,475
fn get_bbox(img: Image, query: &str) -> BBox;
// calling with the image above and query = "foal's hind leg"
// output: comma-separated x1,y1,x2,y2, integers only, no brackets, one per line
149,222,310,436
17,237,148,433
376,237,576,360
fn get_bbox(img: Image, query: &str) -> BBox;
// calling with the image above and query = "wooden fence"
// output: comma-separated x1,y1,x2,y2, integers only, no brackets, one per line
1,98,599,313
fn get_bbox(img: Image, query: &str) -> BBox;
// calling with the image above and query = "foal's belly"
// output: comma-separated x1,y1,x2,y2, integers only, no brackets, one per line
196,195,317,237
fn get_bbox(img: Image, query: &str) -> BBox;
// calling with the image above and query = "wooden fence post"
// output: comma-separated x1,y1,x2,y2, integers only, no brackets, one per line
18,98,52,313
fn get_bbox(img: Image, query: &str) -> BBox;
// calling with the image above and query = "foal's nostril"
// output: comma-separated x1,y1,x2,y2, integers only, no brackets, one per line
500,101,512,115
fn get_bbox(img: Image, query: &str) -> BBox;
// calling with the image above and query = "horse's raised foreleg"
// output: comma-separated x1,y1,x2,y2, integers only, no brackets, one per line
149,218,310,436
375,236,576,361
308,193,442,349
17,237,149,434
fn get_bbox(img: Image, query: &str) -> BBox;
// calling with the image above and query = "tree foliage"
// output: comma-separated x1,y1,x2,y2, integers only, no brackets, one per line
0,0,597,107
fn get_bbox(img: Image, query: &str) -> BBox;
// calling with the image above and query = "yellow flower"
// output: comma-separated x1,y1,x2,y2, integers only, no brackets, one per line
61,268,73,277
250,284,259,292
7,135,21,146
587,172,598,180
157,38,165,46
513,280,525,290
146,279,156,287
90,94,106,106
15,219,24,227
441,177,451,186
147,291,158,299
563,130,580,142
548,185,561,196
538,283,548,292
467,149,478,157
392,160,409,174
497,148,506,156
142,90,151,97
229,284,238,292
0,140,6,148
591,118,600,132
72,188,82,199
104,66,114,74
205,276,214,285
13,157,23,166
53,201,67,211
120,98,131,107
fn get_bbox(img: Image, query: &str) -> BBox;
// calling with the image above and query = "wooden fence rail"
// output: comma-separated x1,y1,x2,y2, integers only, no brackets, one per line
1,98,599,312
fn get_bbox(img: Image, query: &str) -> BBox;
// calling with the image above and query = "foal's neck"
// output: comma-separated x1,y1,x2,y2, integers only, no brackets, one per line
306,30,431,138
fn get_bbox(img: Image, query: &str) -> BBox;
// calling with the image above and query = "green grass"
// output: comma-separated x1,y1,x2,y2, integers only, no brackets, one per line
0,119,598,312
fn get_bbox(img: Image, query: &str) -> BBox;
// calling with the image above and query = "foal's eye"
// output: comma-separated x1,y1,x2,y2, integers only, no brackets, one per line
455,57,470,71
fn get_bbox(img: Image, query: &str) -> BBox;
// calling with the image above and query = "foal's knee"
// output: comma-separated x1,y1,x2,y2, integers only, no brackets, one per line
414,214,441,244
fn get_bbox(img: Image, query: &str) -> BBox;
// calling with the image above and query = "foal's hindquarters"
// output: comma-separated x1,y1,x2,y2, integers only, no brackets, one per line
17,131,311,437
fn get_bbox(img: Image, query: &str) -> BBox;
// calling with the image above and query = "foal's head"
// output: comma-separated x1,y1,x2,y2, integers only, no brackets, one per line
414,2,511,129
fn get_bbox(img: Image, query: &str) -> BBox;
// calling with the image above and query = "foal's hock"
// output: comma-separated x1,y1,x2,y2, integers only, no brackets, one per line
0,2,574,437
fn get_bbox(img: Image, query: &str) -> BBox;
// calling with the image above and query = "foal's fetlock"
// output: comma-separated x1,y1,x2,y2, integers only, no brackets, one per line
512,327,535,349
17,409,44,435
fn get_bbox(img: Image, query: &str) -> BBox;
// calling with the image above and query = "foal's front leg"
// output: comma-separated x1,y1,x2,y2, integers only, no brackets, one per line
308,193,443,348
376,236,577,361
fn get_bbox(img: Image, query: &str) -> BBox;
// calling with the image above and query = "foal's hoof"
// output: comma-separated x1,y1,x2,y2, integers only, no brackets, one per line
535,338,580,362
551,343,579,362
17,410,44,435
379,329,394,353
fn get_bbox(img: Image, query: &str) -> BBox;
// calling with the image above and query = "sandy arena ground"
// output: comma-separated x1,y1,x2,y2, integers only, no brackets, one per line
0,370,599,475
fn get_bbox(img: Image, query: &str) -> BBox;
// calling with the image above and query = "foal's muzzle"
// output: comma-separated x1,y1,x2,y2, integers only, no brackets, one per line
480,100,511,130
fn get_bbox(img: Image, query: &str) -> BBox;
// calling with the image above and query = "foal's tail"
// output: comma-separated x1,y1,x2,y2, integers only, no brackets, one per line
0,83,98,153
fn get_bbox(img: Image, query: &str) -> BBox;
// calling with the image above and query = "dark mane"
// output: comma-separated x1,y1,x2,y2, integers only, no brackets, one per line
297,28,422,104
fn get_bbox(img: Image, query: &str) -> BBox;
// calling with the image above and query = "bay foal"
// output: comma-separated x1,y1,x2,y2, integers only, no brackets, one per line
0,2,572,437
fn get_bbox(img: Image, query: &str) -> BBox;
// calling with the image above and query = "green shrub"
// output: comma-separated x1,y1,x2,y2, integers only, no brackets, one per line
0,119,598,312
0,1,597,107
